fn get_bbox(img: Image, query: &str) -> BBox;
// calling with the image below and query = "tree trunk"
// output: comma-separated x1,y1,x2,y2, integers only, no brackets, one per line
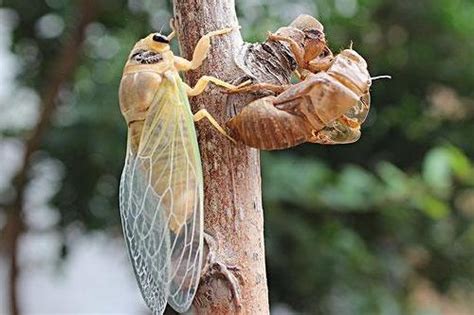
173,1,297,313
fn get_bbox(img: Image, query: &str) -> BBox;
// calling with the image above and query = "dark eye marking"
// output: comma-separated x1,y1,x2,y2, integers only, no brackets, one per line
130,50,163,64
321,46,331,57
153,34,170,44
304,29,324,40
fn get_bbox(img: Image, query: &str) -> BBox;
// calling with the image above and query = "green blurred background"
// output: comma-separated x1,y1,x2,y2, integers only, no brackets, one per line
1,0,474,314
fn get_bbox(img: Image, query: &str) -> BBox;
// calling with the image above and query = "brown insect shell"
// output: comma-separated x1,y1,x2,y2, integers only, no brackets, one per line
226,95,314,150
274,14,324,45
327,49,371,97
273,26,306,48
227,71,363,150
274,72,361,128
326,48,372,125
275,15,328,69
305,49,372,144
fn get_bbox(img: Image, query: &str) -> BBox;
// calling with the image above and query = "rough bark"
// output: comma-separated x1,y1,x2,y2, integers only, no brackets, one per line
173,1,297,313
1,1,97,314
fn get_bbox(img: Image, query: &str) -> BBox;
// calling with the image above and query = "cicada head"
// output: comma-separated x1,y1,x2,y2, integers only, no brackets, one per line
290,14,327,63
126,33,173,66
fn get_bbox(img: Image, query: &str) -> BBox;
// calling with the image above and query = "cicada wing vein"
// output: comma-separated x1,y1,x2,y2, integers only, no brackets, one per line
119,77,204,314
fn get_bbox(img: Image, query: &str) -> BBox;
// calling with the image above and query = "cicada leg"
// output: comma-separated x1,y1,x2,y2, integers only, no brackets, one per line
267,32,306,69
224,82,290,95
310,119,361,144
185,76,250,96
175,27,236,71
307,53,334,73
338,115,360,129
193,109,236,144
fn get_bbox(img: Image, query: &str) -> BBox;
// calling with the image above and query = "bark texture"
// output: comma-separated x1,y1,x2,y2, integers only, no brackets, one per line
173,1,297,313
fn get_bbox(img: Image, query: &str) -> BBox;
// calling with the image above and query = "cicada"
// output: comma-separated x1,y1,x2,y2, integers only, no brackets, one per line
118,26,241,315
226,48,372,149
226,21,385,150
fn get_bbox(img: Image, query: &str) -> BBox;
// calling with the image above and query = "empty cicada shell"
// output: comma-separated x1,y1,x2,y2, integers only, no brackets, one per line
226,47,372,150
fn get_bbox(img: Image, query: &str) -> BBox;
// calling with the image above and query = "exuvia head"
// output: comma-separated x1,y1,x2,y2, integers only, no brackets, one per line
339,48,392,83
302,28,327,63
304,28,324,41
290,14,324,33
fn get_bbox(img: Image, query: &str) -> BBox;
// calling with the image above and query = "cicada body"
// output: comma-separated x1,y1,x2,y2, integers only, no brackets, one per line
118,28,238,315
226,46,372,150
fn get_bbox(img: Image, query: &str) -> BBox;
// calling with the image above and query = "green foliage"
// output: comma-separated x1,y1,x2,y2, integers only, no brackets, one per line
1,0,474,314
264,145,474,313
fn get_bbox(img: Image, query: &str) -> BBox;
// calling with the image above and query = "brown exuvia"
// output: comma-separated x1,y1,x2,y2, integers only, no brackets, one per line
226,16,373,150
226,49,371,149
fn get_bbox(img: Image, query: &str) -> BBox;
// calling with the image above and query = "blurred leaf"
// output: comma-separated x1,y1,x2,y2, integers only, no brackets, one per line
423,146,453,195
376,161,410,200
415,194,450,220
423,145,473,195
319,165,381,210
446,145,473,183
262,153,332,208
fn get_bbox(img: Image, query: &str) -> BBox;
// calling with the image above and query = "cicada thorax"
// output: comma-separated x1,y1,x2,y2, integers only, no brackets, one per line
308,49,371,144
119,41,172,152
119,70,163,153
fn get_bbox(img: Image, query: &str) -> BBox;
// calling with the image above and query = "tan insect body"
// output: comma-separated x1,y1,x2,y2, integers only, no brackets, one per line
118,28,241,315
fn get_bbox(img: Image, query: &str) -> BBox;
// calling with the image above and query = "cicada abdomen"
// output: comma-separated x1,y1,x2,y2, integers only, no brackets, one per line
227,95,313,150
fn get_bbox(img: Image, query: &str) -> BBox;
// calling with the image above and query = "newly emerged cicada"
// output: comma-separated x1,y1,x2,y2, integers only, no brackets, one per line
118,26,241,315
226,16,386,150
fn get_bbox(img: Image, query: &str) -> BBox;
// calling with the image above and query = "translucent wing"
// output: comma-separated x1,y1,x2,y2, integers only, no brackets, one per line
119,77,204,314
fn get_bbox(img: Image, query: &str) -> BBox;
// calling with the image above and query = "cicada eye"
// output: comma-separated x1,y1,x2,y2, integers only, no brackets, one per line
321,46,332,57
305,29,324,40
152,34,170,44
